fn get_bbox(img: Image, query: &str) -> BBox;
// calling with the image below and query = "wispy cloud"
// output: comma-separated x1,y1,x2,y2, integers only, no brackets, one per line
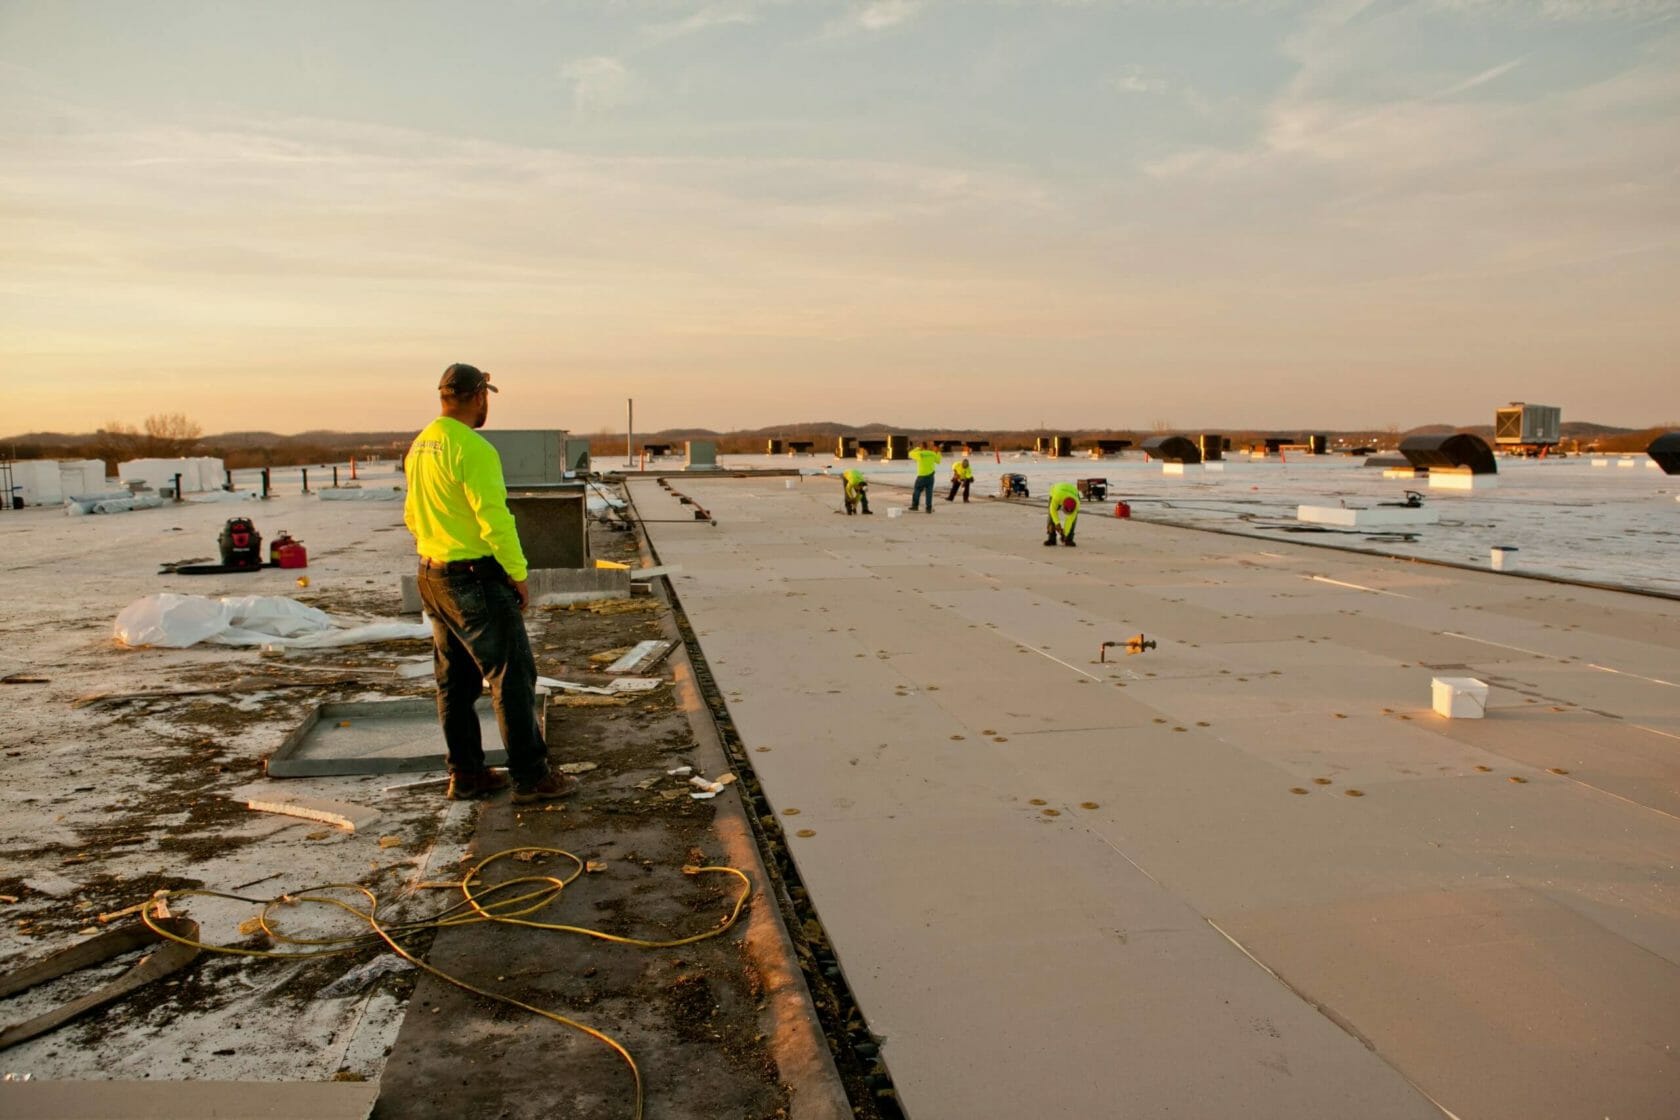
1431,58,1523,97
643,2,760,43
560,56,637,114
826,0,920,34
1106,67,1168,95
1425,0,1680,20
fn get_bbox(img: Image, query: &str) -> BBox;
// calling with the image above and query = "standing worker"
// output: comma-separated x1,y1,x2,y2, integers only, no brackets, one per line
842,467,872,515
909,441,942,513
946,456,974,503
1045,480,1080,547
404,363,574,803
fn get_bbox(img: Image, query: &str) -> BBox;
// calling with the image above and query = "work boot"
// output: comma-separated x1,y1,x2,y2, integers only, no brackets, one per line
1044,534,1057,546
1064,538,1077,547
512,771,579,804
447,768,511,800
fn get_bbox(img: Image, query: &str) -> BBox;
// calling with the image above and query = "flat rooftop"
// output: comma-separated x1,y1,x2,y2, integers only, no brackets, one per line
633,473,1680,1120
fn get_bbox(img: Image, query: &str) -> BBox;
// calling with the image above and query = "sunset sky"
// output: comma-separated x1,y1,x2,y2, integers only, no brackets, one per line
2,1,1676,437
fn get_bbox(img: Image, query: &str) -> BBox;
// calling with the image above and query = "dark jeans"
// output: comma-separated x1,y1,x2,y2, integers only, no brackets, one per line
912,474,935,511
416,559,549,786
1045,512,1079,543
946,478,971,502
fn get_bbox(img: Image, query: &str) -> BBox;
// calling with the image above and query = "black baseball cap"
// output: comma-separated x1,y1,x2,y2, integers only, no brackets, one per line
439,363,497,395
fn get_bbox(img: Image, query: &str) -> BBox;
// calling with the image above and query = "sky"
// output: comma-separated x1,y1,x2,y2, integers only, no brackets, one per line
1,0,1677,437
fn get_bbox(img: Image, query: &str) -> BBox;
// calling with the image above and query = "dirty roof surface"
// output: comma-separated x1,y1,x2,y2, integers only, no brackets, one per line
633,473,1680,1120
0,472,818,1120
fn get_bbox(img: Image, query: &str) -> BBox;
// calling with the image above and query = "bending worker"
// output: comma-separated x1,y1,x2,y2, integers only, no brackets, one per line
909,441,942,513
1045,480,1080,547
404,363,574,804
842,467,872,515
946,456,974,503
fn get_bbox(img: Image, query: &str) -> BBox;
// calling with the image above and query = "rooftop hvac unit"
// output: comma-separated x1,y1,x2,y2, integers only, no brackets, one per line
1494,403,1561,446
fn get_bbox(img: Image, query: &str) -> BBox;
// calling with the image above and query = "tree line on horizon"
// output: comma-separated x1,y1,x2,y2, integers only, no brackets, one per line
2,416,1669,470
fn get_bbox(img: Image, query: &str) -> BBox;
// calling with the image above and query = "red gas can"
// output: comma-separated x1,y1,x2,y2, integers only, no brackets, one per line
1114,501,1132,519
275,543,309,569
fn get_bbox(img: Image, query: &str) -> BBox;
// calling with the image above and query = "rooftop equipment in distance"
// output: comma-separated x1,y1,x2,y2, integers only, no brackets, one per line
1399,433,1498,475
1495,402,1561,448
1077,478,1108,501
1648,432,1680,476
1199,434,1223,462
1141,435,1202,464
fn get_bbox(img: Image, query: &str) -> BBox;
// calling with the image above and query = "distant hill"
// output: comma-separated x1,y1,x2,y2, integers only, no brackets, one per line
3,417,1664,466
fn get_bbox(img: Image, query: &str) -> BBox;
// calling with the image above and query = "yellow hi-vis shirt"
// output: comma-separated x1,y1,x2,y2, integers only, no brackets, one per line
910,449,942,477
953,460,974,481
1048,481,1081,531
403,417,530,581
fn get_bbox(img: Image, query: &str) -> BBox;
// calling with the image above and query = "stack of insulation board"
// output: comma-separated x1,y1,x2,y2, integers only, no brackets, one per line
57,459,108,498
9,460,65,505
118,457,221,494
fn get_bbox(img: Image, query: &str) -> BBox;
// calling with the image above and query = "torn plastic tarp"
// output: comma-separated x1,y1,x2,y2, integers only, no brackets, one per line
114,594,430,650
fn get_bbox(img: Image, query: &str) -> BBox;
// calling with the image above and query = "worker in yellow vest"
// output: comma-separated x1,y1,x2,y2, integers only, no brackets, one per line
946,457,974,503
909,442,941,512
1046,481,1079,546
842,468,872,515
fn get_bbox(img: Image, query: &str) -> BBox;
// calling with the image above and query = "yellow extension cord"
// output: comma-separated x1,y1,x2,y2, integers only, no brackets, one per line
135,848,753,1120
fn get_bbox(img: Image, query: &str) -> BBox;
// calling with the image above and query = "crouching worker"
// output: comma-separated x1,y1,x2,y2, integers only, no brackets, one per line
843,468,872,515
946,457,974,503
1045,481,1080,546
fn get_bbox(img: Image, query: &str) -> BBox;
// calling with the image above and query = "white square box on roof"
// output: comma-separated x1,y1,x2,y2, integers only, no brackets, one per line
12,460,64,505
1432,676,1489,719
58,459,106,498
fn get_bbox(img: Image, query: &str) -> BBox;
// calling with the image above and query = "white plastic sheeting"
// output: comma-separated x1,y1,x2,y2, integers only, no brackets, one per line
68,494,166,516
194,456,225,491
114,594,430,650
317,487,404,501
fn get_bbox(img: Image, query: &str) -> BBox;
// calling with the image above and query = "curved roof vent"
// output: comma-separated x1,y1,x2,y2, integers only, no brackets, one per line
1140,435,1202,464
1647,432,1680,476
1399,433,1497,475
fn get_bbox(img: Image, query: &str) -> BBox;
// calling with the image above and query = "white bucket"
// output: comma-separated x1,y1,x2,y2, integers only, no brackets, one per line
1490,546,1518,571
786,479,796,489
886,507,904,519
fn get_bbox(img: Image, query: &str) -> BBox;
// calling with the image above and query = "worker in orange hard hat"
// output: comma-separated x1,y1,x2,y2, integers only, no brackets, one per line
1045,481,1079,546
